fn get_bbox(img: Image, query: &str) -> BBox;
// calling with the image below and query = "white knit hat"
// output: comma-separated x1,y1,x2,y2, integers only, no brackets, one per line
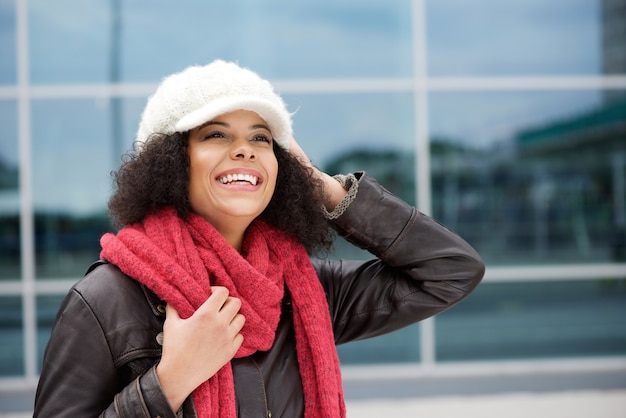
136,60,293,150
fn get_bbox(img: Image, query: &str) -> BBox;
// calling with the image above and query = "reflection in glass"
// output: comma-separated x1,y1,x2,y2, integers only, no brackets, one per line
289,91,415,262
31,98,127,278
29,0,411,84
436,279,626,361
29,0,110,84
429,90,626,265
123,0,411,80
286,91,415,190
426,0,602,76
601,0,626,77
290,91,421,364
0,0,16,85
337,323,420,365
0,100,20,280
0,296,23,377
36,294,65,373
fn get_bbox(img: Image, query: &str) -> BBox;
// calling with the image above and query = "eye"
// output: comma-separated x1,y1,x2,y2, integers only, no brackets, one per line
251,133,272,144
202,130,227,141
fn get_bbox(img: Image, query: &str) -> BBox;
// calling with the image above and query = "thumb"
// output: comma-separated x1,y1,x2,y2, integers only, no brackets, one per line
164,303,180,320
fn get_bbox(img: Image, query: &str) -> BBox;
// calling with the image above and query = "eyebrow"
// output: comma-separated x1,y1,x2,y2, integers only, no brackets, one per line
200,120,271,132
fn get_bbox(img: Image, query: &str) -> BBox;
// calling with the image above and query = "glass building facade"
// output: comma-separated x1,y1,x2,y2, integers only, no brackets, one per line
1,0,625,386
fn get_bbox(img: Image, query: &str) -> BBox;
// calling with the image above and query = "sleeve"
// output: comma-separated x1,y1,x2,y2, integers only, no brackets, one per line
34,288,178,418
313,172,485,344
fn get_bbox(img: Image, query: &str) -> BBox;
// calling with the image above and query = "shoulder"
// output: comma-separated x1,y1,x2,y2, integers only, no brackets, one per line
65,261,164,366
70,261,163,328
74,261,144,305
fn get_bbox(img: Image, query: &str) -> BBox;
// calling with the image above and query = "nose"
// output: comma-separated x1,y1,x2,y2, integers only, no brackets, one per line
230,141,255,160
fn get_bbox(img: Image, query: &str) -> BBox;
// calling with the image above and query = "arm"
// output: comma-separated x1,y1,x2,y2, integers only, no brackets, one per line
34,286,176,418
314,173,485,344
288,136,483,343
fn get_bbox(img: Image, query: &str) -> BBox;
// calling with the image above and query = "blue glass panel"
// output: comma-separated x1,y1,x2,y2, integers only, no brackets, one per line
29,0,412,83
287,91,416,262
0,0,17,85
426,0,603,76
30,98,126,278
0,296,23,376
437,279,626,361
429,90,626,265
36,294,64,373
123,0,412,80
29,0,111,83
0,100,19,280
295,91,421,364
286,91,415,188
338,323,420,365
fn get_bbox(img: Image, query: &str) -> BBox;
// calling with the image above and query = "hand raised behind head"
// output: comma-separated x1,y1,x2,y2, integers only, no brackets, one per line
289,136,348,210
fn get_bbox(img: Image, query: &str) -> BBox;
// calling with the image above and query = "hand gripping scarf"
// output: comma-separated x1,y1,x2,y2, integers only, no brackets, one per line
100,207,345,417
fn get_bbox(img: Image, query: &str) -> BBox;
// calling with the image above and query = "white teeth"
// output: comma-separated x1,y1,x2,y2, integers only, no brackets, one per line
219,174,258,185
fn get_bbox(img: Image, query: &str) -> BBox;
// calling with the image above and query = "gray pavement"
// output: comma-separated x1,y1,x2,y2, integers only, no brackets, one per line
2,369,625,416
346,390,626,418
3,390,625,418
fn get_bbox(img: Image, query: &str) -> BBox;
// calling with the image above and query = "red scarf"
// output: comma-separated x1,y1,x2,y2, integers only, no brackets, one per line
99,207,345,418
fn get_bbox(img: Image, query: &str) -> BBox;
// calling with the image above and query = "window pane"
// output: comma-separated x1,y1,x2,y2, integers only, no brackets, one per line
426,0,602,76
0,0,16,85
601,0,626,75
36,294,64,373
31,98,126,278
296,91,420,364
338,323,420,365
29,0,412,84
0,296,23,376
29,0,111,84
291,91,416,259
288,91,415,189
429,90,626,265
0,100,19,280
436,279,626,361
125,0,412,80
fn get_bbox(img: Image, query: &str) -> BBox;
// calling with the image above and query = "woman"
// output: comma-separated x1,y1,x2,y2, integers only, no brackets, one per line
34,60,485,418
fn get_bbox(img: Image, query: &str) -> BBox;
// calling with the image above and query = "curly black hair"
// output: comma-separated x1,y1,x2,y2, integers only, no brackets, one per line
108,132,334,254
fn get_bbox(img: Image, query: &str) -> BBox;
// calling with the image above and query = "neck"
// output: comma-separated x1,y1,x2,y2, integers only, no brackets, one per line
221,230,244,252
211,218,250,252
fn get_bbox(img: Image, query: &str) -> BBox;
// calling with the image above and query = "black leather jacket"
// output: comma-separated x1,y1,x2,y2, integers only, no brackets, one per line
34,173,484,418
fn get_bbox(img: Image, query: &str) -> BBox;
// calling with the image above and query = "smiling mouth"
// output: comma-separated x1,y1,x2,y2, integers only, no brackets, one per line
218,173,259,186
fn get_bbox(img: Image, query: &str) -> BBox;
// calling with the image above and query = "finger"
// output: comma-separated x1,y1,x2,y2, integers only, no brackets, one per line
164,303,180,320
210,285,229,299
231,313,246,332
233,333,244,351
220,295,242,313
200,286,229,311
219,299,243,325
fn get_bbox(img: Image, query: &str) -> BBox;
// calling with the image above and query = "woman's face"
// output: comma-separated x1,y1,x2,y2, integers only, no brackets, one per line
187,109,278,235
